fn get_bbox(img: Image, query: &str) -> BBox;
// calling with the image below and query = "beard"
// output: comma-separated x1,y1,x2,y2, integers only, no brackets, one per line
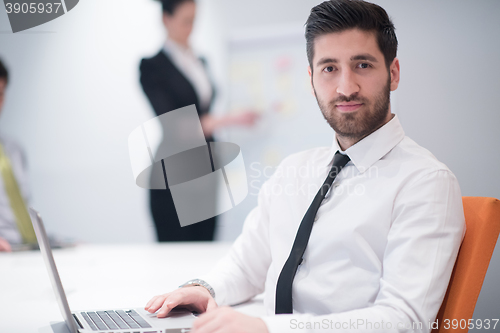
314,75,391,141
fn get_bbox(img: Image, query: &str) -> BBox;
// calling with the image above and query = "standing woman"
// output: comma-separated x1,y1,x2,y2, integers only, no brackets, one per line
140,0,256,242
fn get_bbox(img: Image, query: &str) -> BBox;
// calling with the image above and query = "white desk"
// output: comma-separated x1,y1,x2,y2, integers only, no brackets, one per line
0,243,266,333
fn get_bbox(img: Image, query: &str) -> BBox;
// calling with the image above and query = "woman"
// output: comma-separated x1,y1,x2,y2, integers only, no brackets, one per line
140,0,257,241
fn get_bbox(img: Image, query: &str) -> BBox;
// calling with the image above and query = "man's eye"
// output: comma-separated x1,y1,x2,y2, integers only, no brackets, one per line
357,63,370,69
323,66,334,73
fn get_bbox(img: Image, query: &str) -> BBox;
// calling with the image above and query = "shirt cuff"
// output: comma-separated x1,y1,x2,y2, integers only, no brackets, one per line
197,274,227,306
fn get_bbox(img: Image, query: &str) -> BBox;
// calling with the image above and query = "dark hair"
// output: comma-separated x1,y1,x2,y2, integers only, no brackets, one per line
160,0,194,15
0,58,8,84
305,0,397,69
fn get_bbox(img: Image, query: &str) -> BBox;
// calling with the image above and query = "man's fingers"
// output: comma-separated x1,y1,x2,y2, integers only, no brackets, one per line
157,293,184,318
146,287,214,318
146,295,168,313
192,316,223,333
145,296,159,310
206,297,217,312
192,307,227,333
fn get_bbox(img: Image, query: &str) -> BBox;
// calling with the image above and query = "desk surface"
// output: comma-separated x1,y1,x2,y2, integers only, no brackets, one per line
0,242,266,333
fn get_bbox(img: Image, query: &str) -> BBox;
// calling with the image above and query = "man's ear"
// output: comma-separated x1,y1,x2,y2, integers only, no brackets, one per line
308,66,315,96
389,58,400,92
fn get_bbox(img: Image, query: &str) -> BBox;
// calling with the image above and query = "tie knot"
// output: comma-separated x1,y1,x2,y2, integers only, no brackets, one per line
331,151,350,172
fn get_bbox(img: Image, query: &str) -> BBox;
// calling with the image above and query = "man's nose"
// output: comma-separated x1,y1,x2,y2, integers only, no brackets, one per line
336,70,360,97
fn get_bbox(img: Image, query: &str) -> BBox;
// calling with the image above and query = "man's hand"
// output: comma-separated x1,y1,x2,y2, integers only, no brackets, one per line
145,286,217,318
0,237,12,252
191,306,269,333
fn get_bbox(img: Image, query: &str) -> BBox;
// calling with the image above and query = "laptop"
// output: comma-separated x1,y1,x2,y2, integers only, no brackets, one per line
29,207,196,333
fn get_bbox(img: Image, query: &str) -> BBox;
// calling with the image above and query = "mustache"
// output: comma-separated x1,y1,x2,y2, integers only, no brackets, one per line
330,94,368,105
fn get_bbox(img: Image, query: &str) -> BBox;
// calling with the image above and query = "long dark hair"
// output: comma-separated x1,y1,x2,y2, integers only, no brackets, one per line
160,0,194,15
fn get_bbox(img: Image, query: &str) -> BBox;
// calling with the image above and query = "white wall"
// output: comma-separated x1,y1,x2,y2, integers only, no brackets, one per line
0,0,167,243
1,0,499,324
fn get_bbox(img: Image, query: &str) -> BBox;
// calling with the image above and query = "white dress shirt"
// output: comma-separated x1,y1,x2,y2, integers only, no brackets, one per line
163,39,213,110
0,136,29,245
200,115,465,332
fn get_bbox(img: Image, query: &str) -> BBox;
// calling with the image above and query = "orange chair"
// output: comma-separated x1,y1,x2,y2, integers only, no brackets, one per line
432,197,500,333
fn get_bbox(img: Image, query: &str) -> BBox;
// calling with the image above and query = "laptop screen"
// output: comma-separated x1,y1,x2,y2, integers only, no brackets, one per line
29,208,79,333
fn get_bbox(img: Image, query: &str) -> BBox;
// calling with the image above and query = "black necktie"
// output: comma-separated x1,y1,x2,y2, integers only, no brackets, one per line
275,151,351,314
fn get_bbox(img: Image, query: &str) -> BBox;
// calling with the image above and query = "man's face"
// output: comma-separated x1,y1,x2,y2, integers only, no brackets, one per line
0,79,6,115
308,29,400,141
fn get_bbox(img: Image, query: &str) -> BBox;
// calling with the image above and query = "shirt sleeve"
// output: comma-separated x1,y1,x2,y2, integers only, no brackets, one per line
199,173,276,306
261,169,466,333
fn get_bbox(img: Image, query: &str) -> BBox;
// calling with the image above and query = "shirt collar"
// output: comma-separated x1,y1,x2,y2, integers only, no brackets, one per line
326,114,405,174
164,38,192,57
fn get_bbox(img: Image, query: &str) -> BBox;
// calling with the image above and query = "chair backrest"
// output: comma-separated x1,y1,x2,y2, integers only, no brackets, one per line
432,197,500,333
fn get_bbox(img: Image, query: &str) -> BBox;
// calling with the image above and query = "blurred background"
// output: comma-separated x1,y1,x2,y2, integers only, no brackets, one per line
0,0,499,327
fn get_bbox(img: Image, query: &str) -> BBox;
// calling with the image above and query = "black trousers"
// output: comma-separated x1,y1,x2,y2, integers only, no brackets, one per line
149,189,216,242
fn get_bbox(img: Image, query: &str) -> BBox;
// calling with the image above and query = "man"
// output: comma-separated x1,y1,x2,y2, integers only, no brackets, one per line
0,58,33,252
144,1,465,332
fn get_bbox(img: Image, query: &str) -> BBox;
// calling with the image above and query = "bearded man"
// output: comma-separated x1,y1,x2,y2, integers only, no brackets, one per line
143,1,465,332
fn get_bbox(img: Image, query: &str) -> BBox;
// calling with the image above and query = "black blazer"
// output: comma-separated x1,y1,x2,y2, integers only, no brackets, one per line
139,50,215,135
139,50,218,242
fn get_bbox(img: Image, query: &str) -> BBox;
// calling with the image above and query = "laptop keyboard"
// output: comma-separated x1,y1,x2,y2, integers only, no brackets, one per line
80,309,152,331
